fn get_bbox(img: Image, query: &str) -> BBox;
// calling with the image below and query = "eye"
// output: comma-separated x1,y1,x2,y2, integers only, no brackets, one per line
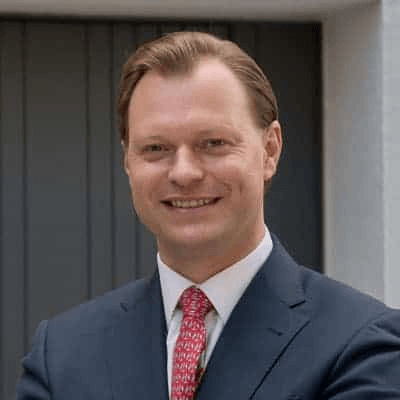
140,143,173,160
143,144,166,153
203,138,226,149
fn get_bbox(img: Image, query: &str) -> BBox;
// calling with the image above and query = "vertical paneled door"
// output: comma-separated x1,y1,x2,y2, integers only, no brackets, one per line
0,19,321,400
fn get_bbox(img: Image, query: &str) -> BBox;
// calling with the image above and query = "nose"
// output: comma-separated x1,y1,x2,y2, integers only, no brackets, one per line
168,147,204,188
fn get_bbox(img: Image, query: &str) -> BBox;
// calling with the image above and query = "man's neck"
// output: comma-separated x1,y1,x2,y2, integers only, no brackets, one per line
157,231,265,284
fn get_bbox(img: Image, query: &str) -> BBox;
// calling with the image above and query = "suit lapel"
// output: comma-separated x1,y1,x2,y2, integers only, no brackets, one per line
104,273,169,400
197,237,311,400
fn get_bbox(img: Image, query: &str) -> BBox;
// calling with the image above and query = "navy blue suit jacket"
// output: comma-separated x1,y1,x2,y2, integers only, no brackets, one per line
17,237,400,399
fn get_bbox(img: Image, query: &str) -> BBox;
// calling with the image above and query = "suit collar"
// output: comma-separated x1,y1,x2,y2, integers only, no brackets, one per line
263,233,306,307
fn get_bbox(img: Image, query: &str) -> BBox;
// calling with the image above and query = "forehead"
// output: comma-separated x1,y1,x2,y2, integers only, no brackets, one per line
128,59,256,134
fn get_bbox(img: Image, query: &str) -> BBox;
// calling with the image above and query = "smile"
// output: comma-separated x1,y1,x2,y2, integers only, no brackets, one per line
164,198,220,209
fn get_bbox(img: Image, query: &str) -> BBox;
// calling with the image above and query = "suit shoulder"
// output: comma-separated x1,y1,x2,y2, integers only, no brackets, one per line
266,236,392,329
48,276,151,333
267,237,389,321
297,264,391,324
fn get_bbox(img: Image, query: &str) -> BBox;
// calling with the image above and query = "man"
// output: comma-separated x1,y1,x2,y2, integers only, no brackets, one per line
17,31,400,400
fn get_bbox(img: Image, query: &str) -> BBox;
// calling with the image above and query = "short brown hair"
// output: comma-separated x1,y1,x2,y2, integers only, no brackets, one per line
117,31,278,147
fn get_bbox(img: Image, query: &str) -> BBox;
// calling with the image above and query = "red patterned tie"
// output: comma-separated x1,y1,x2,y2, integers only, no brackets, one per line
171,286,213,400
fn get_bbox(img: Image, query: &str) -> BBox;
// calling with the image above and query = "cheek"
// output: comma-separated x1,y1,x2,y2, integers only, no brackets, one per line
129,177,151,203
128,163,159,188
214,153,264,182
127,168,149,203
128,164,167,209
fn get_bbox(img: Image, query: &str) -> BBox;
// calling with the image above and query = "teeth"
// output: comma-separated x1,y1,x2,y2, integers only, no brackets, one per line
171,199,213,208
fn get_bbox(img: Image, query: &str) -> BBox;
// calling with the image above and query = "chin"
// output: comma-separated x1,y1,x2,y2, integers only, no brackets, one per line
160,225,227,249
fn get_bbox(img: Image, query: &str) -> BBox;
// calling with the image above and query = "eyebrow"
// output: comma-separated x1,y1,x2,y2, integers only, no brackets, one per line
133,135,167,144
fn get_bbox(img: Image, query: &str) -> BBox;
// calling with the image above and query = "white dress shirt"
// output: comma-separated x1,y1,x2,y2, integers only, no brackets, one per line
158,227,273,395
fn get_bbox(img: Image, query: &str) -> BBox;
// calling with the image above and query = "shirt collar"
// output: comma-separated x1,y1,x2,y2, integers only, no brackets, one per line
158,226,273,329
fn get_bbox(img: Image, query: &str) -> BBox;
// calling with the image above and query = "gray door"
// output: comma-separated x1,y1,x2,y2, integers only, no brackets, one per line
0,19,321,400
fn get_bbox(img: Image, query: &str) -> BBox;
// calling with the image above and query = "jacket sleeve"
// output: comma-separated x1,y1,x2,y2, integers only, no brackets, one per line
323,309,400,399
16,320,52,400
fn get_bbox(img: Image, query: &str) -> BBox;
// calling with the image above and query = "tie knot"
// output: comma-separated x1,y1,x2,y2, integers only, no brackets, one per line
179,286,213,320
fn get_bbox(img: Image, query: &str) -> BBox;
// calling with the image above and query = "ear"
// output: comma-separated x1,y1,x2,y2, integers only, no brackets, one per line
122,141,130,176
262,120,282,182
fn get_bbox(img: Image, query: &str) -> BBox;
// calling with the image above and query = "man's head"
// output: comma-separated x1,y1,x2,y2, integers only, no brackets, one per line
119,32,282,281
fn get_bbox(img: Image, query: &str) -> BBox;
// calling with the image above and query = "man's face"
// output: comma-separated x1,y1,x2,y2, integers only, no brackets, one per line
125,59,281,261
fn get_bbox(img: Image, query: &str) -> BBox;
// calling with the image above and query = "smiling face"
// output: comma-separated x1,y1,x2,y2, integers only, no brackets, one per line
125,58,281,277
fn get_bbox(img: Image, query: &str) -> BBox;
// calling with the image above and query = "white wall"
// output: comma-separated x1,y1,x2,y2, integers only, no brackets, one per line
323,3,384,300
382,0,400,308
324,0,400,308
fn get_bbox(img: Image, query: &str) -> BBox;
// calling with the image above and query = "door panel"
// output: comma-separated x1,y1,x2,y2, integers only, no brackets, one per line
0,18,321,400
